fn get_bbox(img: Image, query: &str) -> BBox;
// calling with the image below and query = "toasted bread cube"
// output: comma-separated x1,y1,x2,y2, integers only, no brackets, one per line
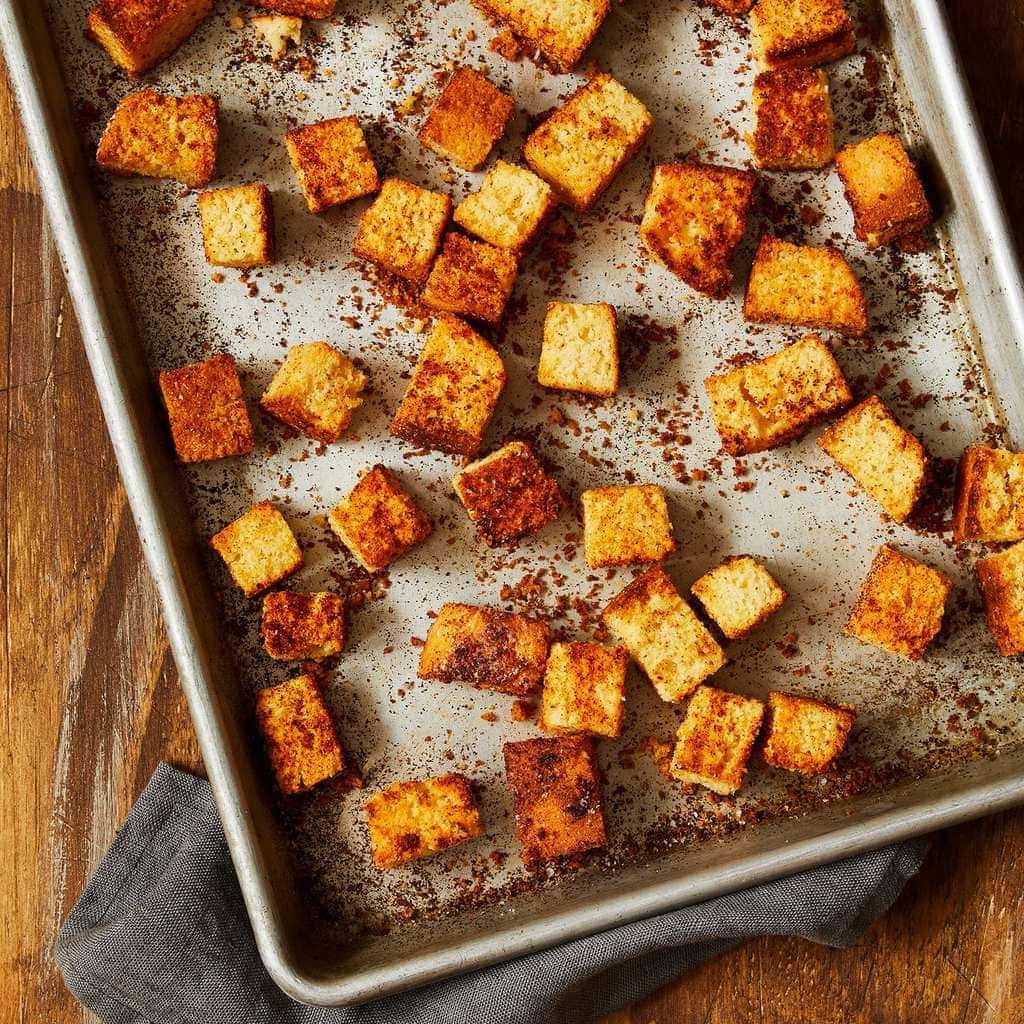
749,0,855,71
538,301,619,397
705,334,851,456
251,0,335,16
422,233,518,326
255,673,344,795
761,691,854,774
418,602,550,695
538,642,629,739
743,235,868,336
158,353,254,463
453,161,557,252
581,485,675,568
818,394,927,522
260,341,366,444
96,91,218,189
523,73,653,213
752,68,835,170
210,501,303,598
285,117,379,214
836,133,933,248
453,441,564,546
670,685,765,795
261,591,345,660
251,15,301,59
639,162,756,298
845,545,951,660
88,0,211,77
603,567,727,702
691,556,787,640
953,445,1024,543
503,735,606,863
328,466,433,573
198,184,274,267
390,316,505,456
977,541,1024,656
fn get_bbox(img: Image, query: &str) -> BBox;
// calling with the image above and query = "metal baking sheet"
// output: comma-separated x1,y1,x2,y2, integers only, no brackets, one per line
5,0,1024,1005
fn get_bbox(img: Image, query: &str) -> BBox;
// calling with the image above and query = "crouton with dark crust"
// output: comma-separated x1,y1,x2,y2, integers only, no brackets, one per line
88,0,212,76
581,485,676,568
761,691,854,774
691,555,787,640
538,642,629,739
953,445,1024,543
209,502,303,598
198,184,274,267
285,117,379,214
977,541,1024,656
752,68,835,169
454,161,557,252
538,302,619,397
260,591,346,661
422,233,518,326
749,0,856,71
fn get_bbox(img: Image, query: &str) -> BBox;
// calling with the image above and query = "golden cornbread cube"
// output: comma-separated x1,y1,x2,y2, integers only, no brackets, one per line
260,341,366,444
453,441,564,547
198,184,274,268
639,162,756,298
251,15,301,59
752,68,835,170
761,691,854,774
538,642,629,739
537,301,619,397
743,235,868,336
365,774,482,869
418,602,550,696
523,73,653,213
88,0,212,77
670,685,765,795
603,567,727,702
328,465,433,573
96,90,218,189
705,334,851,456
158,353,254,463
390,316,505,456
977,541,1024,656
691,555,787,640
285,117,379,214
749,0,855,71
209,501,303,598
453,160,557,252
836,133,933,248
256,674,344,795
251,0,335,16
260,591,345,661
422,233,518,326
503,735,606,864
353,178,452,284
953,445,1024,543
845,545,952,660
581,485,675,568
818,394,927,522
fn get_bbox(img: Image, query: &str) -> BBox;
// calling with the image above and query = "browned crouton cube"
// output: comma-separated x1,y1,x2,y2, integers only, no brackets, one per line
743,235,868,336
251,0,335,16
977,540,1024,656
328,466,433,573
96,90,218,189
260,591,345,660
752,68,835,170
603,567,727,702
210,501,303,598
453,160,557,252
285,117,379,214
422,233,518,326
523,73,653,213
538,642,629,738
639,162,756,298
581,485,675,568
418,602,550,695
198,184,274,267
761,691,854,774
88,0,212,77
953,445,1024,544
158,353,254,463
818,394,927,522
845,545,952,660
453,441,564,546
691,555,787,639
537,302,619,397
749,0,855,71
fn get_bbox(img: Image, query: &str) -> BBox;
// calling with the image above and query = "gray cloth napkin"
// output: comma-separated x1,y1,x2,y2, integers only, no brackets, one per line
57,763,929,1024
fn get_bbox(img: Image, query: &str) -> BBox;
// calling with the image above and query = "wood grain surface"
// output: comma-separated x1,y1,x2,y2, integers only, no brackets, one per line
2,2,1023,1019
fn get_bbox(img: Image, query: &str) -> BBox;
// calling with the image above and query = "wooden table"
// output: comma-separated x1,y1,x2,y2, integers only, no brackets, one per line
2,3,1023,1017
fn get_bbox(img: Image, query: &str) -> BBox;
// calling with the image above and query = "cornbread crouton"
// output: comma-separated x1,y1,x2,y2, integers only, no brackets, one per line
198,184,274,267
96,90,218,189
691,555,787,640
845,545,952,659
285,117,379,214
210,501,303,598
836,133,932,247
390,316,505,456
704,0,755,13
422,233,518,326
818,394,927,522
353,178,452,284
537,302,619,397
419,67,515,171
538,642,629,738
251,0,335,16
704,334,851,456
453,441,564,546
752,68,835,169
639,162,756,298
503,735,606,863
761,691,854,774
88,0,212,76
603,567,727,702
953,445,1024,543
977,541,1024,656
260,591,345,660
453,160,557,252
749,0,855,71
418,602,550,695
251,15,301,59
365,774,482,868
523,73,653,213
743,235,868,336
328,466,433,573
581,485,675,568
670,685,765,795
255,673,344,795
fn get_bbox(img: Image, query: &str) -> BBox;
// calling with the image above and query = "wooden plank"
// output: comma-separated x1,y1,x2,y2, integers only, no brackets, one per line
0,58,38,195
